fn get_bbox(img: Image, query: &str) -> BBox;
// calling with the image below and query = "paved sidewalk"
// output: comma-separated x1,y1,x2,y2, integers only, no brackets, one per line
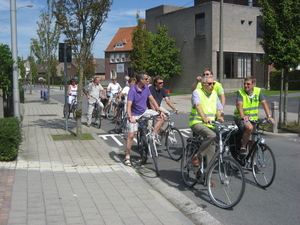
0,91,198,225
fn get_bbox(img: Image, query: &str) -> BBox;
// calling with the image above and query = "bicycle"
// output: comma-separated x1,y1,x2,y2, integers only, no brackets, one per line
229,119,276,188
106,93,119,120
90,96,103,129
114,96,127,135
63,95,77,120
181,121,246,209
136,114,162,177
156,110,184,161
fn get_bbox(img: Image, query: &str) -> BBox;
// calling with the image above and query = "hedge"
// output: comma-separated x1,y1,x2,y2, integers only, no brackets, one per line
270,70,300,90
0,117,22,161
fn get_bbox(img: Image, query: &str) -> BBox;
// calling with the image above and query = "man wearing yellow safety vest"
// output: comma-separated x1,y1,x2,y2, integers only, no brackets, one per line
189,77,224,179
234,76,275,155
191,68,226,110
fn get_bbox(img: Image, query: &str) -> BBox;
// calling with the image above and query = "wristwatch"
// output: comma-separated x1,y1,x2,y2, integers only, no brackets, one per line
267,115,272,118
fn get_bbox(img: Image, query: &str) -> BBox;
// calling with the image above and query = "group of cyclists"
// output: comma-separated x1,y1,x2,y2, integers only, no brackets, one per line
66,69,275,169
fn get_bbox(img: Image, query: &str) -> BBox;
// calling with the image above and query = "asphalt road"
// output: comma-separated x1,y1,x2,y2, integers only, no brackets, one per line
36,86,300,225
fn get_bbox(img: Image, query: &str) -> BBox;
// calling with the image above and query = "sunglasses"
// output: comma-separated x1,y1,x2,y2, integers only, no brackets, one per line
145,78,149,80
244,83,252,85
206,82,215,86
158,82,164,84
204,73,211,76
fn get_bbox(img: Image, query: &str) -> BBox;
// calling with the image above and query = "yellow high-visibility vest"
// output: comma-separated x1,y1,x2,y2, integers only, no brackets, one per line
189,89,218,129
234,87,261,120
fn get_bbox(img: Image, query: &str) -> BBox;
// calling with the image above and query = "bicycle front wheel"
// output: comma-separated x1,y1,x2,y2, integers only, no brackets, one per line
114,109,123,133
72,105,77,121
181,143,198,188
207,157,245,209
166,127,184,161
107,103,115,120
252,144,276,188
148,137,159,176
137,132,148,164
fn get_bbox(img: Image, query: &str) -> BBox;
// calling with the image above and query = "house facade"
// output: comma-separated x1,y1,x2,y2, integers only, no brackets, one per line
146,0,267,93
104,26,136,84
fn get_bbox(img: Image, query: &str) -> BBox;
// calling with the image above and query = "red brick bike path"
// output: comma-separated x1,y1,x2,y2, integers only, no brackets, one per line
0,168,14,225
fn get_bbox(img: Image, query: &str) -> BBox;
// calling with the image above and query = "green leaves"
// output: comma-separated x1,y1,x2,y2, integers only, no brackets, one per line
259,0,300,70
131,23,182,79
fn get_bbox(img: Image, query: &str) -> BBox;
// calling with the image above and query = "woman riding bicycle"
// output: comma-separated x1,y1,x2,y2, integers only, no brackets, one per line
67,78,77,112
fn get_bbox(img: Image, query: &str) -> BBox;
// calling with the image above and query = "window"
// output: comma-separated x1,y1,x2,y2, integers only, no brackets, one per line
195,13,205,36
224,53,234,78
237,54,252,78
121,53,125,62
110,70,116,78
115,42,124,48
110,54,114,63
257,16,263,37
115,54,120,63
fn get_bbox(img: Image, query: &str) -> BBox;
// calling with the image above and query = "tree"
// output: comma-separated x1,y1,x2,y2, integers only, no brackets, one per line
31,0,61,103
0,44,13,97
131,16,150,72
83,55,96,78
259,0,300,125
28,55,38,94
53,0,113,138
147,24,182,79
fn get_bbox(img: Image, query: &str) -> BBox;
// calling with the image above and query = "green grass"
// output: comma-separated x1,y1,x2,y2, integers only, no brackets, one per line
260,121,300,133
261,90,300,96
52,133,94,141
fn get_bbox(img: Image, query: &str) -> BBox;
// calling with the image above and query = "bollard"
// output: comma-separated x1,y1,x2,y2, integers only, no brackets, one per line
44,91,47,101
271,101,279,133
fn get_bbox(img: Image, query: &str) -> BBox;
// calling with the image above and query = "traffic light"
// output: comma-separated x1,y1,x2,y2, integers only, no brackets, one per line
59,43,71,62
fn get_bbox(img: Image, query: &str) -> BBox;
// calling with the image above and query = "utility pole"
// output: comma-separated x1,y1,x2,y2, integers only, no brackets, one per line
218,0,224,84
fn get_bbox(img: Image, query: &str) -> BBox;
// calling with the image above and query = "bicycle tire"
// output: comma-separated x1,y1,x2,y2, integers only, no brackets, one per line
137,132,148,164
251,144,276,188
122,116,128,136
107,103,115,120
207,157,245,209
114,109,123,133
181,143,198,188
63,104,68,118
165,127,184,161
148,137,160,176
72,105,77,121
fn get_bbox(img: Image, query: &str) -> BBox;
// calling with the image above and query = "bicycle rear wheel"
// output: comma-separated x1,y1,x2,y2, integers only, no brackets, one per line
181,143,198,188
107,103,115,120
148,137,160,176
207,157,245,209
251,144,276,188
166,127,184,161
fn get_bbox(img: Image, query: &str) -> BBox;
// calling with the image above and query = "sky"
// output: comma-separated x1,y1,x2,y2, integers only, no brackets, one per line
0,0,194,60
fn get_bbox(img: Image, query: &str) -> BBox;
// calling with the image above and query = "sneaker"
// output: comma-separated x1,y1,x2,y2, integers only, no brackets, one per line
240,147,247,156
124,156,131,167
192,155,200,166
87,124,91,127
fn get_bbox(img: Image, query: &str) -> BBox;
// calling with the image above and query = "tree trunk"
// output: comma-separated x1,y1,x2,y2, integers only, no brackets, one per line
76,61,84,139
283,71,288,125
278,69,284,128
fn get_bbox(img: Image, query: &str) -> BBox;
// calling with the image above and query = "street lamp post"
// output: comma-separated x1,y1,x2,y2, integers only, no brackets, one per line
10,0,33,120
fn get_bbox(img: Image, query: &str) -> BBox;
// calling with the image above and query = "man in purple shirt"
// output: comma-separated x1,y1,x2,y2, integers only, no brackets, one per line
125,72,166,166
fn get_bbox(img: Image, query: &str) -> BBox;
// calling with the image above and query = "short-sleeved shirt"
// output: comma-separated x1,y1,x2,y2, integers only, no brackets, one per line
85,82,103,100
121,86,130,101
107,82,122,94
192,89,223,110
127,84,152,116
236,90,265,103
148,86,167,106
